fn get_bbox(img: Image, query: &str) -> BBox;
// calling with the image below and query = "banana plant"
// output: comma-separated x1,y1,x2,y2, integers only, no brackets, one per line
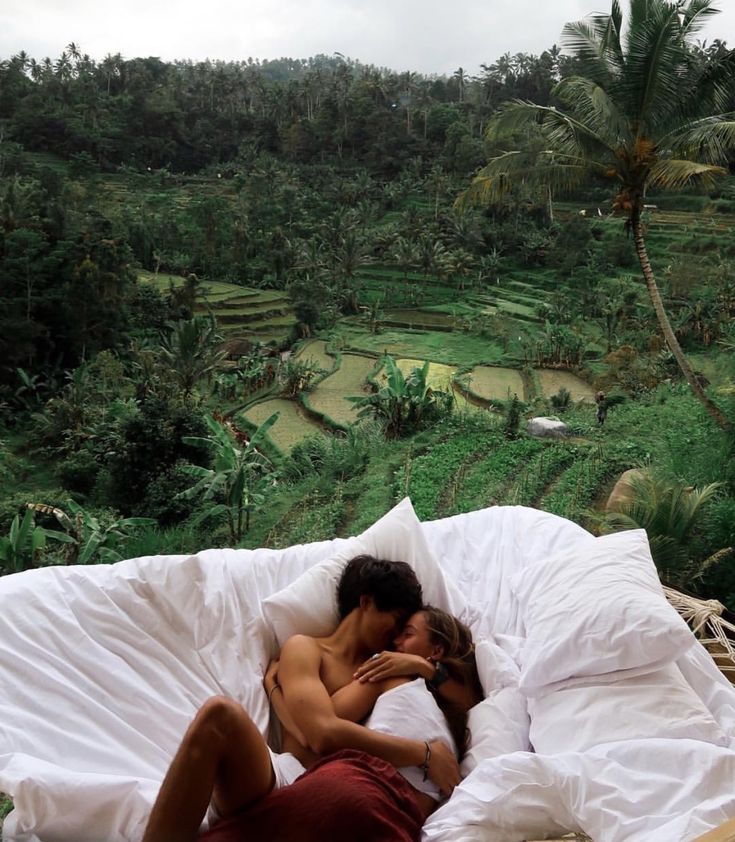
0,509,74,574
180,412,279,543
349,356,449,438
27,501,155,565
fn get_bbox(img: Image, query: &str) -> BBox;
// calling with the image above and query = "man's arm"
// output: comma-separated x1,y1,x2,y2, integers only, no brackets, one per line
278,636,460,795
263,660,308,746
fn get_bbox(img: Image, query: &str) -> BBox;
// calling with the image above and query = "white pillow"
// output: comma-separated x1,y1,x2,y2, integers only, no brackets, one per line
461,687,531,776
474,637,521,696
528,662,729,754
509,529,696,697
262,497,467,647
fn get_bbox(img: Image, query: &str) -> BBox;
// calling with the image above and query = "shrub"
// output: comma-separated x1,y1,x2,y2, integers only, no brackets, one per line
56,449,100,495
140,462,201,525
503,395,522,440
549,387,572,413
106,397,211,515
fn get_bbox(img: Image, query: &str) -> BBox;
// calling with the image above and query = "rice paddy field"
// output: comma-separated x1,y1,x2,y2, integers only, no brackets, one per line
466,366,526,401
307,354,378,426
139,261,600,454
537,370,597,402
295,340,336,372
138,271,295,342
240,398,322,452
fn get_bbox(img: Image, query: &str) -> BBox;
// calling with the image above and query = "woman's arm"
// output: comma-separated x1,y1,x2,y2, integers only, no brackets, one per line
354,651,482,713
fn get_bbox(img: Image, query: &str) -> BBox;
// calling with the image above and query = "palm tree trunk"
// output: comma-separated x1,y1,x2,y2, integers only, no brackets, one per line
631,213,730,431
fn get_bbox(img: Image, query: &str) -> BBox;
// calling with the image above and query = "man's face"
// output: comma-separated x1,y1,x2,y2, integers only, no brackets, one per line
362,598,404,652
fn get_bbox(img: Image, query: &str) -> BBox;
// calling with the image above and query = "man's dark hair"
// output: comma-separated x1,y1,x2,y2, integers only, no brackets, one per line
336,555,423,620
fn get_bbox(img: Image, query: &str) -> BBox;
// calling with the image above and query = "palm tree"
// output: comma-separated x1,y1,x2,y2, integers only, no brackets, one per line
453,67,468,104
159,316,225,398
391,237,419,294
463,0,735,430
604,470,723,588
329,231,373,314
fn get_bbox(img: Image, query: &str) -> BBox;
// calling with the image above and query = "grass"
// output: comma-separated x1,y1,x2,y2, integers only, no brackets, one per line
116,524,219,558
341,326,508,367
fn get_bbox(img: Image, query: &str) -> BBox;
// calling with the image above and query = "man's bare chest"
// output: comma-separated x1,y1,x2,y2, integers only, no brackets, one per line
319,650,359,694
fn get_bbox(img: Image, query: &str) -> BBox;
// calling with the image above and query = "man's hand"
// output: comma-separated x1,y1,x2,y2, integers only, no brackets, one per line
427,740,460,797
354,651,433,683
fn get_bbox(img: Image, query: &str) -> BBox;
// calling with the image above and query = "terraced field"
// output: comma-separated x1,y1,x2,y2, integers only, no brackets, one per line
385,358,472,411
138,271,295,342
307,354,378,426
466,366,526,401
384,309,457,329
398,431,628,527
295,340,336,372
239,398,322,452
537,369,596,402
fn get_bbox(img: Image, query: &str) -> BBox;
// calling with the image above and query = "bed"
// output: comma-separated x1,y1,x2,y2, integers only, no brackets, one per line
0,499,734,842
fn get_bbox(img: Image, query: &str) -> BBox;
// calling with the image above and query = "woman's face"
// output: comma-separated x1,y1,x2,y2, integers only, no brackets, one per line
394,611,443,660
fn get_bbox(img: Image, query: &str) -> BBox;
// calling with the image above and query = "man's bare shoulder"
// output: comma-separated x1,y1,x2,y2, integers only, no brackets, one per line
280,634,322,660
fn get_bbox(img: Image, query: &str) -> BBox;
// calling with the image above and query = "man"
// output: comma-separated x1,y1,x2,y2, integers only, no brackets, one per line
142,555,460,842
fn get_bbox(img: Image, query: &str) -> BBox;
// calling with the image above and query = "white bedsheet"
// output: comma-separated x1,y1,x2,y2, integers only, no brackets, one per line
0,505,733,841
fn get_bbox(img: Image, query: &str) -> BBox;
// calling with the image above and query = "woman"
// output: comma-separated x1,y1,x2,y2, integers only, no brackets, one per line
201,607,482,842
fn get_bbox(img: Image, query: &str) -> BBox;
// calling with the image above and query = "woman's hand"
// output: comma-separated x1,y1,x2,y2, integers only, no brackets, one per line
264,658,279,695
426,740,461,797
354,651,434,683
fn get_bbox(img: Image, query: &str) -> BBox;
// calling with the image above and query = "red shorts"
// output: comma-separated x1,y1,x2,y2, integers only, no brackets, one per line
199,749,426,842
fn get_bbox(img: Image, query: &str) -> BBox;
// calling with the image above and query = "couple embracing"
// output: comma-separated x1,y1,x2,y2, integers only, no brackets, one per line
143,555,483,842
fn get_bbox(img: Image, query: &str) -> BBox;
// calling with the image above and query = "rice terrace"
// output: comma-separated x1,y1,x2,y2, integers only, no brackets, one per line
1,1,734,599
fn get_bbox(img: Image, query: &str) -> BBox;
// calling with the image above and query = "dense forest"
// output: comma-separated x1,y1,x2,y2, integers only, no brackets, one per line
1,5,735,613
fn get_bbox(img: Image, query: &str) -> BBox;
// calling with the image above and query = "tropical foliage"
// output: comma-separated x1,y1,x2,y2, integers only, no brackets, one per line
465,0,735,428
27,501,156,565
0,508,72,574
180,413,279,542
604,469,723,588
349,356,452,438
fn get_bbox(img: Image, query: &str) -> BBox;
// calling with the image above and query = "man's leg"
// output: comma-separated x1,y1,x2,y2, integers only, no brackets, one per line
142,696,275,842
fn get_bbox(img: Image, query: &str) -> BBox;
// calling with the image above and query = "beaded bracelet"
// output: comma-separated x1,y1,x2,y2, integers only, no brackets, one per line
422,740,432,782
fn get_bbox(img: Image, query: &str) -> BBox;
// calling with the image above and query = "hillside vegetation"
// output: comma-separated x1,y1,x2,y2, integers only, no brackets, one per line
1,19,734,608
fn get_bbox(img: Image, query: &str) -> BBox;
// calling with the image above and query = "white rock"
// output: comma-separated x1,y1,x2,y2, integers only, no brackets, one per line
526,417,569,439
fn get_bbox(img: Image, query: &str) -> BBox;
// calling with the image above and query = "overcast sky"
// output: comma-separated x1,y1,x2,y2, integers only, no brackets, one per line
2,0,734,76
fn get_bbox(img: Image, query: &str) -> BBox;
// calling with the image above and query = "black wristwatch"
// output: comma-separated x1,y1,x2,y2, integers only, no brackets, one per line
426,660,449,689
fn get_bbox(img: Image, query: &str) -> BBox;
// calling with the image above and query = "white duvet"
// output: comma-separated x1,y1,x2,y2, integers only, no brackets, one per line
0,505,734,842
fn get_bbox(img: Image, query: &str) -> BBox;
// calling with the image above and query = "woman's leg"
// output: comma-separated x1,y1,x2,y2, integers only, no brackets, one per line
142,696,275,842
